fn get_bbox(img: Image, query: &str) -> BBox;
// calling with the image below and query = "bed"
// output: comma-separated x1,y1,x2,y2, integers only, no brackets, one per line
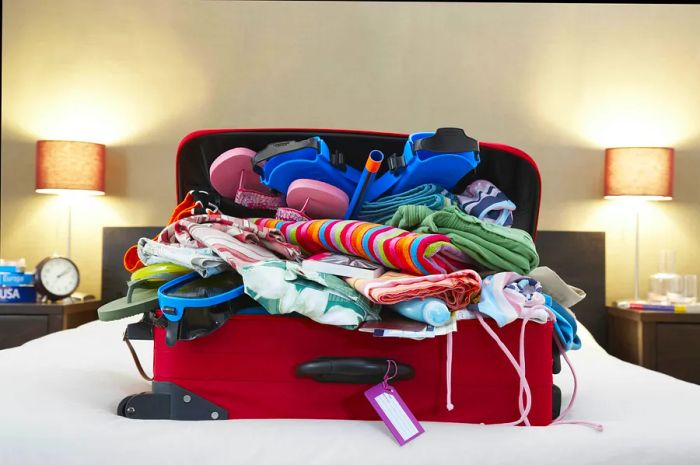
1,231,699,464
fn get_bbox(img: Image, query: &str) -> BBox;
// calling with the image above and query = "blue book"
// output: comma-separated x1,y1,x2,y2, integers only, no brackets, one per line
0,265,24,274
0,286,37,303
0,273,34,286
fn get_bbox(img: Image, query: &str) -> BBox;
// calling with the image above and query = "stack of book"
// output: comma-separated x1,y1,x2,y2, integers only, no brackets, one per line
616,300,699,313
0,259,36,303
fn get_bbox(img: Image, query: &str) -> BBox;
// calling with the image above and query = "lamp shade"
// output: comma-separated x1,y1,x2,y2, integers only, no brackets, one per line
35,140,106,195
604,147,674,200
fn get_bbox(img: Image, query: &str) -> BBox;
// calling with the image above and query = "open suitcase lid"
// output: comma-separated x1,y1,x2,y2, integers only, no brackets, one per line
175,128,541,236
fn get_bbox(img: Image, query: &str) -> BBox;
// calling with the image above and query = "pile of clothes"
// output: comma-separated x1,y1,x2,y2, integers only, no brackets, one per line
110,177,583,353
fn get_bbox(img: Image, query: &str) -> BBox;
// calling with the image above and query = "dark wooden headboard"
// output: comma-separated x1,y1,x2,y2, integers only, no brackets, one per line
101,227,162,306
101,228,606,347
535,231,606,346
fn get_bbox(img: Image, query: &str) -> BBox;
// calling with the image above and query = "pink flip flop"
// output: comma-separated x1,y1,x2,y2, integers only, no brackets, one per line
209,147,274,199
286,179,349,219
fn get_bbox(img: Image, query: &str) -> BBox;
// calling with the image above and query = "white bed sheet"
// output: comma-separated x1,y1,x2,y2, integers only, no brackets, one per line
1,317,699,465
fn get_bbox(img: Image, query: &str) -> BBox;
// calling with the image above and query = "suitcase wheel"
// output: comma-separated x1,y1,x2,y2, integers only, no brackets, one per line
117,382,228,421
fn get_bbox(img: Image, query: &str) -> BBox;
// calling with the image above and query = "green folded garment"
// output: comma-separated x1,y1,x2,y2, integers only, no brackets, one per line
387,205,539,274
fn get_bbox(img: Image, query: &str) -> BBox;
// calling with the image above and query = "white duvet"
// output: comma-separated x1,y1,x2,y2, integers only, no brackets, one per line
1,317,699,465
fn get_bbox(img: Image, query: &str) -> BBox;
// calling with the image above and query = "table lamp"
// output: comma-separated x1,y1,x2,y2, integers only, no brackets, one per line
604,147,674,301
35,140,106,257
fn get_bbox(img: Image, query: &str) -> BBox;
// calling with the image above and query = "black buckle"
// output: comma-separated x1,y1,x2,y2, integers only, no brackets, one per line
125,315,155,340
330,150,346,171
387,153,406,172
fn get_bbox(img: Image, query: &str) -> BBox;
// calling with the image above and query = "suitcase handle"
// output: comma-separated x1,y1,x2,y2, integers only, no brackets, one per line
296,357,414,384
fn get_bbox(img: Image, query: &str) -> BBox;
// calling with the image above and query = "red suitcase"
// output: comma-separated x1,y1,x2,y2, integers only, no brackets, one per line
119,128,554,425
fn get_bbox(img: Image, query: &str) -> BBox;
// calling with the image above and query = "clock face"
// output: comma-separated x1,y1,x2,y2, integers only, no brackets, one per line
38,258,80,298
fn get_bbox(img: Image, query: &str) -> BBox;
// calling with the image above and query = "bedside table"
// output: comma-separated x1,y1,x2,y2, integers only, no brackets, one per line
0,300,101,350
607,306,700,384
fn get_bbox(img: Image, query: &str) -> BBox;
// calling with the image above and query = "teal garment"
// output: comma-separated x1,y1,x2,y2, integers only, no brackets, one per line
387,205,539,274
357,184,455,224
544,294,581,351
239,259,380,330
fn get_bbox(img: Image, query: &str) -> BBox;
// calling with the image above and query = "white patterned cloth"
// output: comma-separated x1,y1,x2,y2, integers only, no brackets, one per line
138,214,302,277
239,259,379,329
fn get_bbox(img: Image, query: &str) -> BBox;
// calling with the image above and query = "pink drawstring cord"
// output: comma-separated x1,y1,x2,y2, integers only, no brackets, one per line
476,313,533,426
446,311,603,431
551,336,604,432
383,359,398,390
517,316,529,425
446,332,454,411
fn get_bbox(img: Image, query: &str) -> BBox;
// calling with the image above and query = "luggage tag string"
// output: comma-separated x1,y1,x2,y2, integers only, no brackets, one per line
382,359,398,390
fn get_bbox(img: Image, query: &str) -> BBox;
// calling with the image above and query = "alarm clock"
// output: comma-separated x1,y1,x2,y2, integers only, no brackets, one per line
34,257,80,301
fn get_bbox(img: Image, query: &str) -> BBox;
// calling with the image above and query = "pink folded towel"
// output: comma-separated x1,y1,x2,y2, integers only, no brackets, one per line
347,269,482,311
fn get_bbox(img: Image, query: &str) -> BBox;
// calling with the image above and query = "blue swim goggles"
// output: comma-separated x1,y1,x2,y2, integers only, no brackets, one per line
158,272,247,322
157,271,265,346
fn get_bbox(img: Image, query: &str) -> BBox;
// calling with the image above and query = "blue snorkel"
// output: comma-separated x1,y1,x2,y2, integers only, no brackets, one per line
344,150,384,219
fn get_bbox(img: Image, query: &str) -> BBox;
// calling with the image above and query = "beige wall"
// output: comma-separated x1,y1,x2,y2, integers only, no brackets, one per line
2,1,699,302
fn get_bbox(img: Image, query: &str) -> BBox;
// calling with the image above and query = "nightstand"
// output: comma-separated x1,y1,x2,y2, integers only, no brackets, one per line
0,300,101,350
607,306,700,384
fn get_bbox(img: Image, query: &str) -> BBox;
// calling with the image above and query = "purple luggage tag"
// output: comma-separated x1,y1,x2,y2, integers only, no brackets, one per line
364,360,425,446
